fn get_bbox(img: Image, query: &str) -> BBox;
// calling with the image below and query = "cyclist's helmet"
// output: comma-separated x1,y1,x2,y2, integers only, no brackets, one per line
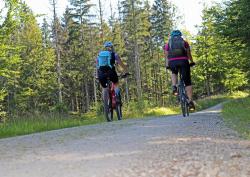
104,41,113,48
170,30,182,37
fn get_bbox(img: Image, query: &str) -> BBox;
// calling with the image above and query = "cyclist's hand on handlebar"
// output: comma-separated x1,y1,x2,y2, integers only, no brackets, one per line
121,72,130,78
189,62,196,67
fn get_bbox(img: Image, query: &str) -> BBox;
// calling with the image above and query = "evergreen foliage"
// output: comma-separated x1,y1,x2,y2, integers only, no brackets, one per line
0,0,249,120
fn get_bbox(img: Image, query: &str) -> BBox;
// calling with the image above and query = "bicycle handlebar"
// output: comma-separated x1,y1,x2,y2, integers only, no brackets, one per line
119,72,131,78
189,62,196,67
165,62,196,71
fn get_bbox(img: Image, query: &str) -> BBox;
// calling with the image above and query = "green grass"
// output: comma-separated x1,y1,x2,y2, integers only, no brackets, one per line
222,96,250,139
0,91,249,139
124,91,248,118
144,107,179,117
195,91,249,111
0,113,103,139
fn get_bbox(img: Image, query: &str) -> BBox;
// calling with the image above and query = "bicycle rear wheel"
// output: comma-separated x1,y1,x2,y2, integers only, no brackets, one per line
181,97,191,117
105,99,113,121
180,97,187,117
179,86,189,117
103,89,113,122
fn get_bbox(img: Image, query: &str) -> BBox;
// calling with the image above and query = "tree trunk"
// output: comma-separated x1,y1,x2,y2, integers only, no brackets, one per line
131,0,142,99
76,95,79,112
51,0,63,104
71,97,74,112
125,77,130,103
85,81,90,111
93,74,97,105
205,75,211,96
98,0,104,43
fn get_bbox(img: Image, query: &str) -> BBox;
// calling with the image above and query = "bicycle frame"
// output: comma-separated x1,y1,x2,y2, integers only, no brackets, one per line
101,73,129,122
103,79,116,122
109,81,116,109
103,78,123,122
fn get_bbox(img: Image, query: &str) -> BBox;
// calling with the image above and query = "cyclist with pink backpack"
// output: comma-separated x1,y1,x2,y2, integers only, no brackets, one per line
164,30,196,111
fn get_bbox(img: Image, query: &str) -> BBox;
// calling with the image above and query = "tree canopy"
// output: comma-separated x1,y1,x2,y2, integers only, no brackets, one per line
0,0,249,120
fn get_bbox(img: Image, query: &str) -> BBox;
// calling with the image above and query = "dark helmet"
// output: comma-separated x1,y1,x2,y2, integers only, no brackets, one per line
170,30,182,37
104,41,113,48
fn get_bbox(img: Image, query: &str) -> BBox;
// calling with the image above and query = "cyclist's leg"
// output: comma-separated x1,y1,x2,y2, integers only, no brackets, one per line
180,60,192,99
109,69,121,102
97,69,109,102
169,61,179,95
186,85,195,110
171,73,178,86
180,60,195,110
186,86,192,100
182,60,193,101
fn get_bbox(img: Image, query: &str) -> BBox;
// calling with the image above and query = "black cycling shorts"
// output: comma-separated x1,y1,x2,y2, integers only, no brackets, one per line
169,59,192,86
98,66,118,88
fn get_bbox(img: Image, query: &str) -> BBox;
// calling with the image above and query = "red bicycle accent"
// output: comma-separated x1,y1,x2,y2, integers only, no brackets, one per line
102,73,130,122
110,83,116,109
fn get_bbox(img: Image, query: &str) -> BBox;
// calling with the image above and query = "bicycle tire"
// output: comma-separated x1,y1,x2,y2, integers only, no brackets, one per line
108,98,113,121
178,84,185,117
116,104,122,120
179,83,189,117
185,99,189,117
103,89,113,122
181,96,186,117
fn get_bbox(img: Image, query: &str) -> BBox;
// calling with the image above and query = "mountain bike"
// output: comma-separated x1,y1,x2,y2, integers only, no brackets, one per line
177,72,190,117
103,73,130,122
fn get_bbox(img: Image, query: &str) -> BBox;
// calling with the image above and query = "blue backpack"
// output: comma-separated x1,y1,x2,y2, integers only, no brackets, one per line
97,50,113,69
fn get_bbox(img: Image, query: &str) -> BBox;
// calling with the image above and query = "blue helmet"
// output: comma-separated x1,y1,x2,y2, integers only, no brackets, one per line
104,41,113,48
170,30,182,37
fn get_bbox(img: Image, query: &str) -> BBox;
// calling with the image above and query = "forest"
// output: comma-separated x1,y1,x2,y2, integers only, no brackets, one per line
0,0,249,121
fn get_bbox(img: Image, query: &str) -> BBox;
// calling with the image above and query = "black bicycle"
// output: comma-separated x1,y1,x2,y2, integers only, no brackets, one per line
103,73,130,122
177,72,190,117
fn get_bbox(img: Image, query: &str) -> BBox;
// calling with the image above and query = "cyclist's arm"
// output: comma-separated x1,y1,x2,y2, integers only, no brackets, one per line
115,54,127,72
185,42,194,63
187,48,194,63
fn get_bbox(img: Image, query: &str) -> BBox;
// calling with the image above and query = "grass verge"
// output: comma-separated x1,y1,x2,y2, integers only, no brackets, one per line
222,96,250,139
0,91,248,139
125,91,248,119
0,113,102,139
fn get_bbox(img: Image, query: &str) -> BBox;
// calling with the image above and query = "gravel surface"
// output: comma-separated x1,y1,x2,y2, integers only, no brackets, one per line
0,104,249,177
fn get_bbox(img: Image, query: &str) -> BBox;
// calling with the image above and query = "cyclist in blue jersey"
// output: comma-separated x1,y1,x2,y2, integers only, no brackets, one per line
96,41,127,103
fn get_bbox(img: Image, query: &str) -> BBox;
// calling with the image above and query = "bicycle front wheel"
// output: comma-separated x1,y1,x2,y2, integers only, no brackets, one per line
184,100,189,117
116,104,122,120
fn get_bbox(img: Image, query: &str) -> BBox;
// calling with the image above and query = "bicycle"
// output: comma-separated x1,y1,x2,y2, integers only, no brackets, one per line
103,73,130,122
177,72,190,117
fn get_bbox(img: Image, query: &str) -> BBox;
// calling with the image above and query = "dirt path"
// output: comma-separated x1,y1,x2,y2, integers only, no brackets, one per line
0,104,249,177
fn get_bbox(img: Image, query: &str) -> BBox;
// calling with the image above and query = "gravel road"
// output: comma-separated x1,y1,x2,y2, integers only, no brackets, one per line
0,104,249,177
